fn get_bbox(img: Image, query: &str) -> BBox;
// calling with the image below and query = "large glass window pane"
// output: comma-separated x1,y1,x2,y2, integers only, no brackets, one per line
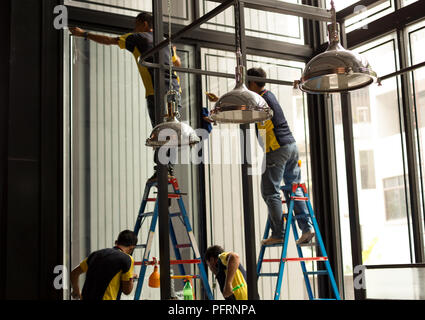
201,48,311,299
403,0,418,6
332,33,411,298
64,30,199,300
65,0,192,24
326,0,395,33
200,0,304,44
407,19,425,250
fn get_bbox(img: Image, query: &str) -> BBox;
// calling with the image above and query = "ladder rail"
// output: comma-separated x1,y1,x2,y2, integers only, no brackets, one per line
133,178,214,300
257,183,341,301
304,193,341,300
290,214,314,300
273,198,294,300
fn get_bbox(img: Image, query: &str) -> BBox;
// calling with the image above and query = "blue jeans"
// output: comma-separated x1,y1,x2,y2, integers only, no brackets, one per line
261,142,313,239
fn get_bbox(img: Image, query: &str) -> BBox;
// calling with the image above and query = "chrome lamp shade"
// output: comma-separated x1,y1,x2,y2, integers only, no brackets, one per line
297,2,377,93
146,91,200,148
210,57,273,124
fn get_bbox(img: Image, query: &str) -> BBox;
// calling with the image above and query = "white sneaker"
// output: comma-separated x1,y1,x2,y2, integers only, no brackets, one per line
296,230,315,245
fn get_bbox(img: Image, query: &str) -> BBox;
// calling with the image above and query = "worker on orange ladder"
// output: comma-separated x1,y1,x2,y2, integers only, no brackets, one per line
205,245,247,300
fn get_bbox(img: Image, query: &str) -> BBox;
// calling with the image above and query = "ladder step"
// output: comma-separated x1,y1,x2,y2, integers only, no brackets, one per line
175,244,192,248
135,244,147,249
258,273,279,277
171,275,200,279
304,270,329,276
262,257,328,263
297,242,318,247
135,259,202,266
262,242,285,248
141,211,181,217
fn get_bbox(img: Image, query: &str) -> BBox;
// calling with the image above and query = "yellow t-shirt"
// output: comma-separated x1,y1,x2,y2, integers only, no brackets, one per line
218,252,248,300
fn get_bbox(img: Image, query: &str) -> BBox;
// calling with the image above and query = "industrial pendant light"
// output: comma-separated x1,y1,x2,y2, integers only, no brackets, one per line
146,90,200,148
295,0,377,93
145,0,200,149
210,1,273,124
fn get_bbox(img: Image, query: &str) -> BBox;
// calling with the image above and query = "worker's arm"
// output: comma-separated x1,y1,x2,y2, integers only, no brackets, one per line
121,278,134,295
70,265,85,300
172,46,182,67
223,252,240,298
69,27,119,46
120,256,136,295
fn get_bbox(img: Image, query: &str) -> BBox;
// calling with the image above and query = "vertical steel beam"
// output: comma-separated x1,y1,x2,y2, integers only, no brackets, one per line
302,0,344,300
235,0,260,300
340,92,365,300
153,0,171,300
396,16,424,263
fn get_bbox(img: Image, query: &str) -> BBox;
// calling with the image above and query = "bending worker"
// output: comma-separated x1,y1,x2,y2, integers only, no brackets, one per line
205,245,248,300
70,230,138,300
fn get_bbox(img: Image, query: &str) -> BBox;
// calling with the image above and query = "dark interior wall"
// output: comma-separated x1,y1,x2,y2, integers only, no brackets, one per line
0,0,11,301
0,0,63,299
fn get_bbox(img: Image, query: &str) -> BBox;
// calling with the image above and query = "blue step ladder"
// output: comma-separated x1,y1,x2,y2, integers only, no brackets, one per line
132,175,213,300
257,182,341,300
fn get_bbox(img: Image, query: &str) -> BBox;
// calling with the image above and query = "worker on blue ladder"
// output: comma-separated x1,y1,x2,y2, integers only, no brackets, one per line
247,67,315,246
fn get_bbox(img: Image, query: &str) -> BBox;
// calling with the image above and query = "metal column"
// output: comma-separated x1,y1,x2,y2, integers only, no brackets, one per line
152,0,171,300
234,0,259,300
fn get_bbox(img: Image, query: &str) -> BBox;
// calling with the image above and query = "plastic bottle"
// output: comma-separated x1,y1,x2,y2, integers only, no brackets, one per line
183,280,194,300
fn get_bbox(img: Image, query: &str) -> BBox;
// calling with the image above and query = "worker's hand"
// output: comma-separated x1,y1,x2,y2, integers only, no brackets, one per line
202,116,215,124
69,27,85,37
223,283,233,298
71,288,82,300
206,92,219,102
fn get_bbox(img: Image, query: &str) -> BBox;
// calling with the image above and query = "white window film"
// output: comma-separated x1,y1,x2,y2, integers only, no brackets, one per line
332,33,411,299
64,0,192,25
64,30,199,300
200,0,304,44
402,0,418,6
407,19,425,250
201,48,312,300
326,0,395,33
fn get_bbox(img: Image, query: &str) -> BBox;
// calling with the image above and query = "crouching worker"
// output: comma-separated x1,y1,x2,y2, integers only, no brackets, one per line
205,245,248,300
70,230,138,300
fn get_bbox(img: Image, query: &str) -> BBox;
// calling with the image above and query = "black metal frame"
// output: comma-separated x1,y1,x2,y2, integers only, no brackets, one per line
335,0,425,300
0,0,64,299
1,0,424,301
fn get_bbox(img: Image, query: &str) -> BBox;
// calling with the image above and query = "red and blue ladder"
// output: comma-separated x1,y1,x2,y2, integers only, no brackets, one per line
132,176,213,300
257,182,341,300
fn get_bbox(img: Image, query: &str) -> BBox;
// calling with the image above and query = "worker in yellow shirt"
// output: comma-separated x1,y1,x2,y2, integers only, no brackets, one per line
70,230,138,300
205,245,248,300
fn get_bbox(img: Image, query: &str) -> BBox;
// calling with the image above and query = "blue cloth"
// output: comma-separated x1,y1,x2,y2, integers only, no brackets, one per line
261,142,313,238
201,108,213,134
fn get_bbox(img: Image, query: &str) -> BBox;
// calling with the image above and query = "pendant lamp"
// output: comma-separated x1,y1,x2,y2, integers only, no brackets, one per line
295,1,377,93
210,0,273,124
146,90,200,148
210,51,273,124
145,0,200,149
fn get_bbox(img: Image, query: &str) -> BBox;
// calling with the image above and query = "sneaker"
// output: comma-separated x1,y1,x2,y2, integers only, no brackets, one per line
261,237,284,246
296,230,315,245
